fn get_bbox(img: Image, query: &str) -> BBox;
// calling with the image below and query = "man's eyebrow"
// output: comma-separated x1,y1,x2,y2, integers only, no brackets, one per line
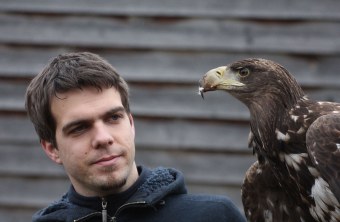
103,106,127,117
106,106,126,114
61,106,127,134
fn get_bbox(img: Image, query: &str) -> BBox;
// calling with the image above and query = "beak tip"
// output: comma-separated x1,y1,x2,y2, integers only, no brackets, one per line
198,86,205,99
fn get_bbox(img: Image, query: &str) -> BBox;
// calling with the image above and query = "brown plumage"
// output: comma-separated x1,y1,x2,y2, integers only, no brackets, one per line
199,58,340,222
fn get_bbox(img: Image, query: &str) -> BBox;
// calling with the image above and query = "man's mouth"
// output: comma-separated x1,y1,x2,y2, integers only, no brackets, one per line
94,155,121,166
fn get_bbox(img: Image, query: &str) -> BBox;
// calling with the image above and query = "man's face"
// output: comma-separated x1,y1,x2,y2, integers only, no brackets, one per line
41,87,138,197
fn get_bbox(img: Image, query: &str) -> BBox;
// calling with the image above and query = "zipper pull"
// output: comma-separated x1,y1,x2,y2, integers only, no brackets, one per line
102,198,107,222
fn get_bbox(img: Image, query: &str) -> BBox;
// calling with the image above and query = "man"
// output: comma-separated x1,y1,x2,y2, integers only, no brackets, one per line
25,52,246,222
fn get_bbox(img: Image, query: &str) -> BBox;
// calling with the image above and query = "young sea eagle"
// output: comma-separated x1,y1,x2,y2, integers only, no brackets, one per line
199,58,340,222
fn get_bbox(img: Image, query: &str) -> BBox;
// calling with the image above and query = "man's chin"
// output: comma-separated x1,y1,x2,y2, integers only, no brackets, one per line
93,177,128,195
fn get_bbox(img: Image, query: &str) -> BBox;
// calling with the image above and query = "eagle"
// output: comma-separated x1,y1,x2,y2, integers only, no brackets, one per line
198,58,340,222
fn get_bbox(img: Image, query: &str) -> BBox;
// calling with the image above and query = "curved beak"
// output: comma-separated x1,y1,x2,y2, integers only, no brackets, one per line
198,66,244,99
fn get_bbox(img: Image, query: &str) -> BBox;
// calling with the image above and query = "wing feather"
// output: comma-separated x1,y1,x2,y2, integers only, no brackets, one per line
241,161,314,222
306,113,340,202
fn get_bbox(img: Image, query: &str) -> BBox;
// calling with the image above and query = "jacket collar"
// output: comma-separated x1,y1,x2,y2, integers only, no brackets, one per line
67,166,149,212
67,166,187,212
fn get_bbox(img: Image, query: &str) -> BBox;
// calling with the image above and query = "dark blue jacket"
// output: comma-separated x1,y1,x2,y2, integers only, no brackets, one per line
32,166,246,222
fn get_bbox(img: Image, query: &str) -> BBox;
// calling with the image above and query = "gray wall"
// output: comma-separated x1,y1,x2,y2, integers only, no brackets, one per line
1,0,340,221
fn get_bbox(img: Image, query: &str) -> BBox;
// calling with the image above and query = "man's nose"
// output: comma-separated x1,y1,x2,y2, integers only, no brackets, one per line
92,122,114,149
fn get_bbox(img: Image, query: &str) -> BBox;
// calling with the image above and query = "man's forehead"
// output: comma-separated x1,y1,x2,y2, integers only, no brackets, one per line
51,87,123,122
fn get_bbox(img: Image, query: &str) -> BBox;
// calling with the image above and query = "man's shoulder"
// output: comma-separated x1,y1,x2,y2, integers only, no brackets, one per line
169,193,237,209
164,193,246,221
32,192,87,222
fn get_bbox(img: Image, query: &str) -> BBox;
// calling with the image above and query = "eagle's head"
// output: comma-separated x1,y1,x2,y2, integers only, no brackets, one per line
199,58,305,108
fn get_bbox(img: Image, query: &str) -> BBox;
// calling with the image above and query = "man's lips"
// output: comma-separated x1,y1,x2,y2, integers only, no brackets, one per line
93,155,121,166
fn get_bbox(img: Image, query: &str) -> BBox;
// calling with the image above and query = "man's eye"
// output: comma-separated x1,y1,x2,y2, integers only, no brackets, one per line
70,125,88,134
110,114,123,121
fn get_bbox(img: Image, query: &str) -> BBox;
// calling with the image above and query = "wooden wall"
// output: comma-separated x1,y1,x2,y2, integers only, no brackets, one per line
0,0,340,221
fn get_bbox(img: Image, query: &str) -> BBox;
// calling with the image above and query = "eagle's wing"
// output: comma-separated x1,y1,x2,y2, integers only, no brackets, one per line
306,113,340,202
241,161,314,222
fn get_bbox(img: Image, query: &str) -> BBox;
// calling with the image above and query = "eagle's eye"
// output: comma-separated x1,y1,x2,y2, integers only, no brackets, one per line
238,68,250,77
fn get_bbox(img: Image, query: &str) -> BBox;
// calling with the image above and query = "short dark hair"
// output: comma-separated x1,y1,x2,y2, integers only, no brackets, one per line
25,52,130,147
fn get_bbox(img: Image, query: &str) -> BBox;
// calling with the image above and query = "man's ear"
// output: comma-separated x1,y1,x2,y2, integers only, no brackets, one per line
40,140,62,165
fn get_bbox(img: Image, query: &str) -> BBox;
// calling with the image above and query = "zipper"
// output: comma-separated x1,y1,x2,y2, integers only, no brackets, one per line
73,198,109,222
111,201,147,222
102,197,108,222
73,212,102,222
74,199,147,222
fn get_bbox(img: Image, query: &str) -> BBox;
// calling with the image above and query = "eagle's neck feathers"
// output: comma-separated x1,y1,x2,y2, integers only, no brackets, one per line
248,94,303,156
246,69,306,157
